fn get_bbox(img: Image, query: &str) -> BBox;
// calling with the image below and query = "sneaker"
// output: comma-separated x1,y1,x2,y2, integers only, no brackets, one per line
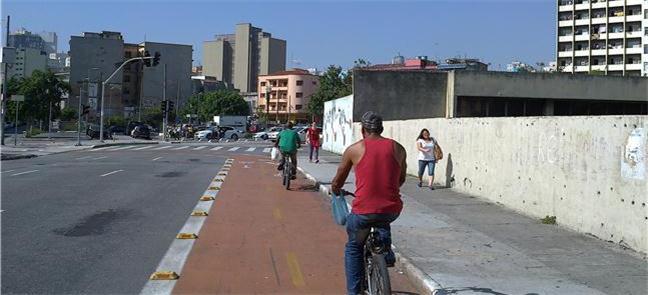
417,182,423,188
385,250,396,267
429,186,435,190
315,160,320,164
277,165,284,171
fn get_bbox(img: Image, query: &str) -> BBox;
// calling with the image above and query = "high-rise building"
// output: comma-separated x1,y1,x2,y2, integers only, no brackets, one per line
69,31,193,119
38,31,58,53
203,23,286,92
8,28,49,53
556,0,648,76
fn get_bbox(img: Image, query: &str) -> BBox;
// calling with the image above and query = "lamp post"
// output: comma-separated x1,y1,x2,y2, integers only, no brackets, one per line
265,84,271,130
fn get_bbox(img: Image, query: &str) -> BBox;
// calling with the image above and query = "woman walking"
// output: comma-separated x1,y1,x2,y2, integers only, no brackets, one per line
416,128,437,190
307,122,321,163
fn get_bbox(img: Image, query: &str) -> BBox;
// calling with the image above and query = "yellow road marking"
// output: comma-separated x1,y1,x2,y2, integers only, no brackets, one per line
286,252,305,287
273,208,283,220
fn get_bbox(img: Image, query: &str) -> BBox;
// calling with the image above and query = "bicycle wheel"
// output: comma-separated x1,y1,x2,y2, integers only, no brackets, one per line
284,158,291,190
367,253,391,295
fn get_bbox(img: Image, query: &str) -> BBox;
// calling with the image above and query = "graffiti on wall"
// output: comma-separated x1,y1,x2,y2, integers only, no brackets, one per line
323,95,354,154
621,128,646,180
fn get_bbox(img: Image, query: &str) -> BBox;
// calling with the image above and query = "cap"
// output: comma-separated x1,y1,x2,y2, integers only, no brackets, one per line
361,111,383,132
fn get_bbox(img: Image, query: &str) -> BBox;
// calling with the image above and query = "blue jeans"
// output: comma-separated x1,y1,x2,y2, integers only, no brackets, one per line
418,160,436,177
345,213,399,295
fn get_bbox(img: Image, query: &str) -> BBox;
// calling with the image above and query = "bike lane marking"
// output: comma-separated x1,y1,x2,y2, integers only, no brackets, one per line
100,169,124,177
140,159,233,295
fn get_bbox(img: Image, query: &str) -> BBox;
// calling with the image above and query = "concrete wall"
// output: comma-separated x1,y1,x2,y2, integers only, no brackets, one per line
350,116,648,253
454,71,648,101
353,70,447,121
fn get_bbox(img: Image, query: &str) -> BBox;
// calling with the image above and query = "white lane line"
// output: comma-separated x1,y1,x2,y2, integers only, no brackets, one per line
1,169,16,174
11,170,39,176
152,157,163,161
228,147,240,152
92,156,108,160
133,145,154,150
152,146,173,150
110,146,137,151
172,146,189,150
246,147,256,152
76,156,92,160
100,169,124,177
193,146,207,150
210,146,223,151
263,148,271,153
90,146,112,151
140,164,230,295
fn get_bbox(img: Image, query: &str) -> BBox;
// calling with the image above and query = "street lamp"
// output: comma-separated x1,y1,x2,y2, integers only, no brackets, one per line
265,84,271,130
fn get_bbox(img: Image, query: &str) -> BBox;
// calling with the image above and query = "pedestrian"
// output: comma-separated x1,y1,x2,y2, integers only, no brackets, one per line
306,122,321,163
416,128,437,190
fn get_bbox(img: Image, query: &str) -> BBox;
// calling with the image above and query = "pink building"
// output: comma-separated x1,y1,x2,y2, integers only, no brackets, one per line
257,69,319,123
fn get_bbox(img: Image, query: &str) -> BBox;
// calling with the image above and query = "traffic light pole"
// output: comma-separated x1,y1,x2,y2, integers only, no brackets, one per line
99,56,153,142
162,63,167,141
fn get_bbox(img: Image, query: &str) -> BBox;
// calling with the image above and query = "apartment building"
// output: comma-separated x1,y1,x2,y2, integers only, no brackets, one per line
203,23,286,92
556,0,648,76
257,69,319,123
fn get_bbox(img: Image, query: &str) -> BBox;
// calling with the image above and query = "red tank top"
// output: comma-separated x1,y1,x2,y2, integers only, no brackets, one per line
353,138,403,214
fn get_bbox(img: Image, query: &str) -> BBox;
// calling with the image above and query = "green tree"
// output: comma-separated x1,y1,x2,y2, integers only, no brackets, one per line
5,70,70,129
60,107,77,121
142,107,163,128
180,89,249,123
307,65,352,118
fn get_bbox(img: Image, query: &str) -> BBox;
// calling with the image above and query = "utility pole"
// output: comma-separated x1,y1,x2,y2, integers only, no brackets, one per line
138,60,144,121
175,80,180,123
1,15,10,146
162,63,167,141
76,80,85,146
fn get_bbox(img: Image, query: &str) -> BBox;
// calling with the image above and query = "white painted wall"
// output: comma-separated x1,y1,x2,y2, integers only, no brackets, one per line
347,116,648,254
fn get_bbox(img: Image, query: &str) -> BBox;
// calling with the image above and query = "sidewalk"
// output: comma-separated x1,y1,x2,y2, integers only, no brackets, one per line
0,134,158,160
297,150,648,295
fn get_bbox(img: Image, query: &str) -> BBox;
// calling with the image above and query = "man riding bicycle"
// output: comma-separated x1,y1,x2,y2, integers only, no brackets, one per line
331,111,407,295
275,122,301,180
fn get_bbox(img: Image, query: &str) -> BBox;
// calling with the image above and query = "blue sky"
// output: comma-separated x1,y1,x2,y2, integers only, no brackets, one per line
2,0,556,70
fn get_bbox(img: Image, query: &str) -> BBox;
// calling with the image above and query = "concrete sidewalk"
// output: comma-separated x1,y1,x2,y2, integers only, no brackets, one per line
297,150,647,295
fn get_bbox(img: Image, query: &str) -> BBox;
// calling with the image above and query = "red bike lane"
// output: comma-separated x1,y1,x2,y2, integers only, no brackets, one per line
172,155,419,294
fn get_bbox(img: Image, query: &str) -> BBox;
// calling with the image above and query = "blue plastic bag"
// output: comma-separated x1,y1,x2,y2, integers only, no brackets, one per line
331,192,350,226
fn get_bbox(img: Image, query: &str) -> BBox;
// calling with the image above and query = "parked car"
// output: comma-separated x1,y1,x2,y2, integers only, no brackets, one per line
195,127,219,141
126,121,143,136
131,125,151,140
267,127,284,141
109,125,126,135
86,124,113,140
219,126,245,140
254,126,282,140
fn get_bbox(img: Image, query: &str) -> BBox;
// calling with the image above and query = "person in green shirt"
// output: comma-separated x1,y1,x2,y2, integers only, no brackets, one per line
275,122,301,179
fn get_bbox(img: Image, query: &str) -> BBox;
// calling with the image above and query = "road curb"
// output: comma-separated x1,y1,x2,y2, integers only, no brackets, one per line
0,153,38,161
296,166,443,295
91,141,159,149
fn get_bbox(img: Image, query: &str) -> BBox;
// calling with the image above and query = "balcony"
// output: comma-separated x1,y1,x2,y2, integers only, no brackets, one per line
591,49,606,56
574,3,590,10
608,16,624,23
626,31,643,38
607,64,624,71
607,32,624,39
626,14,643,22
574,66,590,72
591,18,606,25
591,2,606,8
626,0,643,4
591,65,607,71
561,65,574,72
558,51,573,58
626,47,643,54
574,34,590,41
559,5,573,12
608,0,624,7
574,19,589,26
575,50,590,57
626,63,642,70
559,20,573,27
559,35,574,42
608,48,624,55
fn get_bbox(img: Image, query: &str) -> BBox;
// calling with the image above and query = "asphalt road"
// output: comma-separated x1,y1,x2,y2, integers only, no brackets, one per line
1,147,229,294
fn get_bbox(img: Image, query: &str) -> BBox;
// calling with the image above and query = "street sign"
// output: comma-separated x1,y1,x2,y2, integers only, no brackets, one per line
10,95,24,102
89,97,98,109
88,83,98,98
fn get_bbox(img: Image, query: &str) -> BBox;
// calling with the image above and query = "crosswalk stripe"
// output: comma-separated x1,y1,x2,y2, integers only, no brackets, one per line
228,147,240,151
263,148,271,153
133,145,154,150
193,146,207,150
211,146,223,151
152,145,172,150
90,147,112,151
111,146,136,151
172,146,189,150
246,147,256,152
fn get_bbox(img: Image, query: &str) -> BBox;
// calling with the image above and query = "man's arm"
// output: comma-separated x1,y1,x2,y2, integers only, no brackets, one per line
395,142,407,186
331,146,354,195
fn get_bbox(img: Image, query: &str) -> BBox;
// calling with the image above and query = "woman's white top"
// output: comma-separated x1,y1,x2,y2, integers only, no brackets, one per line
417,138,436,161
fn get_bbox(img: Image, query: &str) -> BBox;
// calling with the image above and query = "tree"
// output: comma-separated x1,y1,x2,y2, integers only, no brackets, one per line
5,70,70,129
307,65,352,119
180,89,249,123
60,107,77,121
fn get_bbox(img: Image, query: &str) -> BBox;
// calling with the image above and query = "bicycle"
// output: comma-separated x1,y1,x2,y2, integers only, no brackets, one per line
281,152,294,190
341,190,392,295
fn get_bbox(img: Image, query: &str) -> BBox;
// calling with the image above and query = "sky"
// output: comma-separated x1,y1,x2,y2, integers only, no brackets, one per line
2,0,556,70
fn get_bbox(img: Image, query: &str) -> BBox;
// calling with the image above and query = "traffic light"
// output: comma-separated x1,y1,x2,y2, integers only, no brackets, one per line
153,52,161,67
168,100,174,112
82,104,90,115
160,100,167,113
143,51,152,67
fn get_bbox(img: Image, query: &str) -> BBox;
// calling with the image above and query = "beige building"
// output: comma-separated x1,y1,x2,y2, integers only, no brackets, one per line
257,69,319,123
203,23,286,92
556,0,648,76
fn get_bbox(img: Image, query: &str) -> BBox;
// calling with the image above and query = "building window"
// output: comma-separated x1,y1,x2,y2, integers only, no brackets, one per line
260,93,265,98
296,80,303,86
295,104,302,110
260,81,266,86
295,92,303,98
